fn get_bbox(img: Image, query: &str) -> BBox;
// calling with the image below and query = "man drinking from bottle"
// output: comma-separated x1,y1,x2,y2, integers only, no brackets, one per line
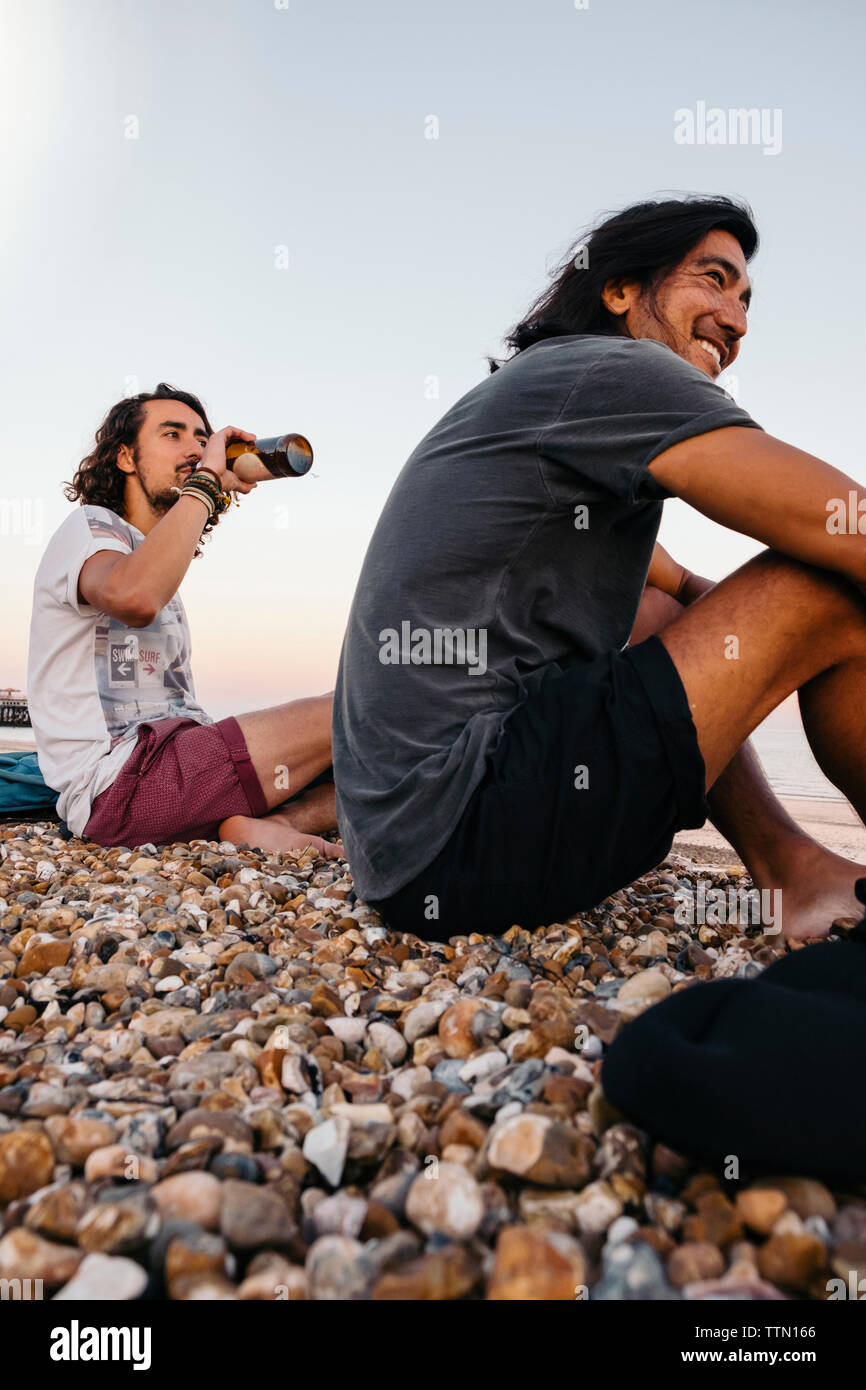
27,383,340,856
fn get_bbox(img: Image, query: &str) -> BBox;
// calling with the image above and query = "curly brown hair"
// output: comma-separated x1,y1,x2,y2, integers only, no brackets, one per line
63,383,220,555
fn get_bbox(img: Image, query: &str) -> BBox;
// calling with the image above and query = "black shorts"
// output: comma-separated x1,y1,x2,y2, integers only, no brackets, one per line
367,634,711,941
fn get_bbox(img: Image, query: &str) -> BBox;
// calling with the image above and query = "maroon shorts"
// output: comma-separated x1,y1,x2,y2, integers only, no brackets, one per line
83,716,268,848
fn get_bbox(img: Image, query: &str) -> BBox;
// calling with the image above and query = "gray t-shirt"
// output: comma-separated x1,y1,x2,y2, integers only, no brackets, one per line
333,334,761,902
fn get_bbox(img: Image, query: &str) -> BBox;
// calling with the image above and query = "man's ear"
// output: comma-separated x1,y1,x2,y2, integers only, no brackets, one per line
601,276,640,319
116,444,136,477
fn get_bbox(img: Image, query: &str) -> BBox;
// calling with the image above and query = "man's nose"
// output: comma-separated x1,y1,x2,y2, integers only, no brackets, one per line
718,293,748,342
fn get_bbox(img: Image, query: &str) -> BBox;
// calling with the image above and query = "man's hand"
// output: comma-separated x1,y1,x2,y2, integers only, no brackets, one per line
200,426,260,495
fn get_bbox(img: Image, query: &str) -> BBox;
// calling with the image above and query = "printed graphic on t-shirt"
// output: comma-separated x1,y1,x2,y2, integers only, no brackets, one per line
109,634,139,685
85,508,210,740
108,633,167,688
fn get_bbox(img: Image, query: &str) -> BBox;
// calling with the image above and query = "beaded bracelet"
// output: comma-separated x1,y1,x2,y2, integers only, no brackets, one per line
170,478,227,521
186,470,223,498
191,465,223,488
189,482,230,517
186,472,230,513
179,485,216,520
189,469,238,512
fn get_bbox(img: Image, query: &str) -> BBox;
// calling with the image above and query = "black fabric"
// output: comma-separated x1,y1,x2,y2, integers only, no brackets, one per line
369,633,710,942
602,878,866,1183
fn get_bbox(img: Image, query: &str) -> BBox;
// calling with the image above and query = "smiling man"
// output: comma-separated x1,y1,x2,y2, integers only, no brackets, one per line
27,384,339,856
333,194,866,943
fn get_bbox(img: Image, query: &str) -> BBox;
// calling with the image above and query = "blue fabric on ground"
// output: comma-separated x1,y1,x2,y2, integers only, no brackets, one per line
0,750,59,813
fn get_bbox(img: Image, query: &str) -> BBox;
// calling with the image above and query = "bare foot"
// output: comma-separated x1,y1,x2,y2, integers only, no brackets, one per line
218,814,343,860
752,841,866,941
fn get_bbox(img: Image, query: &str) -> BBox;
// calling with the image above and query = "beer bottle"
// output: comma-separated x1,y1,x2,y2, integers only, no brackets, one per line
225,433,313,482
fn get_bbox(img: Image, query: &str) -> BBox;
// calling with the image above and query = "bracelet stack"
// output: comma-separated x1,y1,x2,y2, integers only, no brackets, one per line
178,469,231,521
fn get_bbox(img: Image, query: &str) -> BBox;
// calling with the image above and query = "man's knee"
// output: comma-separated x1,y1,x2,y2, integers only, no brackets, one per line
743,548,866,638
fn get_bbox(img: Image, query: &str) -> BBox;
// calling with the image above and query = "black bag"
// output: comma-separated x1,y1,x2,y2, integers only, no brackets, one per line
601,878,866,1183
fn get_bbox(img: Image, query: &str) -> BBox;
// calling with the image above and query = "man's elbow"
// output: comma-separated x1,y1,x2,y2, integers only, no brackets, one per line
124,607,158,629
102,583,158,628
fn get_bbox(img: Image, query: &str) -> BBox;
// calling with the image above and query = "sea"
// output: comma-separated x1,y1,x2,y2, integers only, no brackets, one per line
747,725,844,803
1,726,35,747
0,717,846,803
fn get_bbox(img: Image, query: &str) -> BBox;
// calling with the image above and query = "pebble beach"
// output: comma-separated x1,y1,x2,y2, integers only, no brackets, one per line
1,820,864,1303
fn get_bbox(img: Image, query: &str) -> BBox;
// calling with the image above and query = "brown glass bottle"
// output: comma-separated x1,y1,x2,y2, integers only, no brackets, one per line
225,433,313,481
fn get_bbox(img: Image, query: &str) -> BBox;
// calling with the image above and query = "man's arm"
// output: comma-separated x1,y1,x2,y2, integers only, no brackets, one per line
646,541,687,599
78,425,256,627
647,427,866,589
647,541,715,606
78,497,216,627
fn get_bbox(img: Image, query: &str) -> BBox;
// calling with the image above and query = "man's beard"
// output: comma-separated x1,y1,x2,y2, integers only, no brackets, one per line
144,485,181,515
135,458,184,516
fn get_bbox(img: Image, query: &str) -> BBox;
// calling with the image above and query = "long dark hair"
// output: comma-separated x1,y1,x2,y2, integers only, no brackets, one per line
488,194,759,372
64,383,216,552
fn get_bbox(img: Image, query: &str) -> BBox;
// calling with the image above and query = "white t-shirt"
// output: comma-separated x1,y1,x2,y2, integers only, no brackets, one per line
27,505,213,835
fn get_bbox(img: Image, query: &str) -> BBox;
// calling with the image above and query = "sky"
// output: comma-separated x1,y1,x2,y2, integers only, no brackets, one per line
2,0,864,725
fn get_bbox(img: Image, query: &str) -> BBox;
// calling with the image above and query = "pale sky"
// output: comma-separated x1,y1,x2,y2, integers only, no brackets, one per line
2,0,863,726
